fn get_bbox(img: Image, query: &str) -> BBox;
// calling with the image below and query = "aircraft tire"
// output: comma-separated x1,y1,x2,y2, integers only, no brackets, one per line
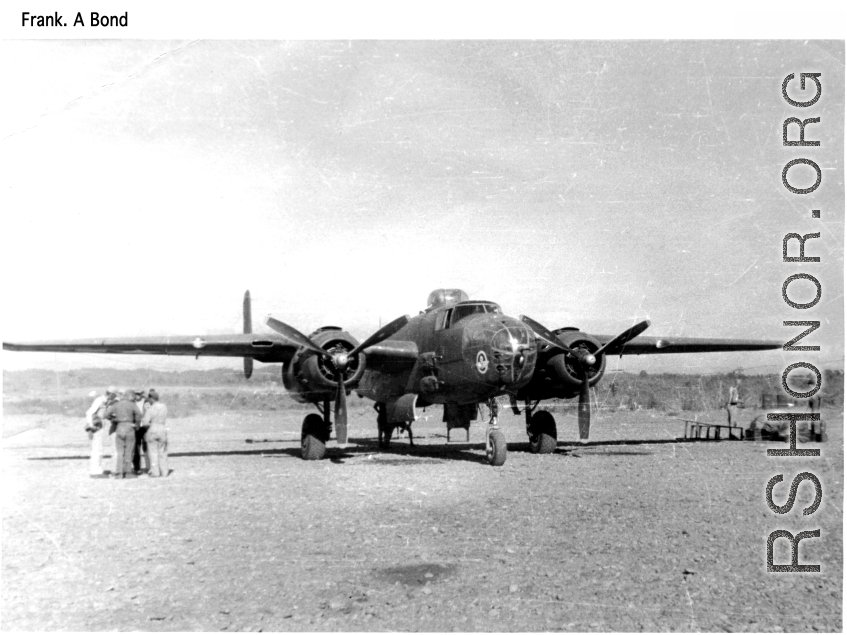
301,413,327,461
486,429,507,466
528,410,557,454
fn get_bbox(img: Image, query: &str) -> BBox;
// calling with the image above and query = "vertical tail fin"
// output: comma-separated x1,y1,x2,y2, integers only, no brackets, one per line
243,290,253,379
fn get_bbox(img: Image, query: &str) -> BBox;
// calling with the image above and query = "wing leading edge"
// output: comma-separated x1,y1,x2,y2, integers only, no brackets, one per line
588,334,782,356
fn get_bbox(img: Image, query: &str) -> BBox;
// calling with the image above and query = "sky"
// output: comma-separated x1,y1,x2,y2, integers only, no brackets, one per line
1,35,844,376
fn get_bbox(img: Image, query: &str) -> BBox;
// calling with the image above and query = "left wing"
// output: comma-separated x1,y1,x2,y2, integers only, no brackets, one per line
588,334,782,356
2,334,421,368
2,334,297,364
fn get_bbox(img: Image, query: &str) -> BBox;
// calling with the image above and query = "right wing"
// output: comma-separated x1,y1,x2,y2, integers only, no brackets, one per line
2,334,298,364
587,334,782,356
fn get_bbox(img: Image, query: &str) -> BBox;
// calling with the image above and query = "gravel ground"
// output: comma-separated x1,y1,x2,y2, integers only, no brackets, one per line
2,405,842,631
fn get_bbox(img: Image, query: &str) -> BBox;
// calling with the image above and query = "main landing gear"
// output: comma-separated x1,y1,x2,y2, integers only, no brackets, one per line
375,403,414,449
301,399,332,461
512,397,558,454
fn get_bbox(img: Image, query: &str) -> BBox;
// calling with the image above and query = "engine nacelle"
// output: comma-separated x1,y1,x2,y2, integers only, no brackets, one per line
517,328,606,401
282,327,366,404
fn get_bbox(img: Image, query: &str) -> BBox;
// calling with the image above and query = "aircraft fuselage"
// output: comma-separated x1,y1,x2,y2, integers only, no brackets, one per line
356,301,537,406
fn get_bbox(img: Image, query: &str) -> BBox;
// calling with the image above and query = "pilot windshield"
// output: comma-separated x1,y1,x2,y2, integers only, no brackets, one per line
449,303,501,326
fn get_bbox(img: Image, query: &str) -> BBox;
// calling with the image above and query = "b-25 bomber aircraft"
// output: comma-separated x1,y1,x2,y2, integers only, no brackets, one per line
3,289,781,466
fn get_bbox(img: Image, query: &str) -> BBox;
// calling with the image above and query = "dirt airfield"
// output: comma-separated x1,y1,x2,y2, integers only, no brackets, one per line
2,404,842,632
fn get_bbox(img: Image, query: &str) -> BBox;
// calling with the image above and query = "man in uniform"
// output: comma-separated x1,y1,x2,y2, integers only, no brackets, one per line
726,377,742,427
84,388,113,477
104,388,142,479
132,390,150,474
142,389,169,477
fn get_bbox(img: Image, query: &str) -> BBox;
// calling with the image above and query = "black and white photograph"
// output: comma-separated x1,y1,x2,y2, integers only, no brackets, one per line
2,8,844,632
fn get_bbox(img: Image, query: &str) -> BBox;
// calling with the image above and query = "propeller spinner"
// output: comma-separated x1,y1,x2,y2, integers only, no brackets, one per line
265,314,410,447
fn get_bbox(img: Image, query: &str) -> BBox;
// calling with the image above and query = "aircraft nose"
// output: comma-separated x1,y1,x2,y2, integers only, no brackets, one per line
490,322,536,385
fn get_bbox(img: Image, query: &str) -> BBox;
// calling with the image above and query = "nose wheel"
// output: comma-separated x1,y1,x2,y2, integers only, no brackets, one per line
484,398,507,466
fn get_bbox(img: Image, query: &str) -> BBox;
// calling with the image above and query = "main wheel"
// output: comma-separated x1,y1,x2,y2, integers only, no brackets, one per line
486,429,507,466
528,410,557,454
301,413,327,461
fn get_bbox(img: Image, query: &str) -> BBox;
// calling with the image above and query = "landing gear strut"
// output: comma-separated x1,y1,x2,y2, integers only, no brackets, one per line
484,398,507,466
376,402,413,449
376,403,392,449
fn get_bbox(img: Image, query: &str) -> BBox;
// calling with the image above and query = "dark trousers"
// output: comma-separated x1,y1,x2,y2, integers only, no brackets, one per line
132,427,148,472
115,423,136,477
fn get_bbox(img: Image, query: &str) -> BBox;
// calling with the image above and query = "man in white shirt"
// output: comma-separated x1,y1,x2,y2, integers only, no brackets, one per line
84,388,114,477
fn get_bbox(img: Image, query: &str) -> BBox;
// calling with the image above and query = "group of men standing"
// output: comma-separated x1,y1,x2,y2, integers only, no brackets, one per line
85,387,169,479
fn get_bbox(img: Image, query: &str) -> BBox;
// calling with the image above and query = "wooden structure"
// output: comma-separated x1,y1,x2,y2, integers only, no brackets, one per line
680,419,743,441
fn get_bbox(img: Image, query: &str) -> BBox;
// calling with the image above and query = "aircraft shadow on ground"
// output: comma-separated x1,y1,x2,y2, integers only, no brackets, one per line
339,437,490,464
557,437,741,447
26,436,491,465
26,436,734,464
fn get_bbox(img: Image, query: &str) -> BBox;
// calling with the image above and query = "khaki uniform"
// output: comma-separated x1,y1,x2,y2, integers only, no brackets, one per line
142,402,170,477
104,398,142,478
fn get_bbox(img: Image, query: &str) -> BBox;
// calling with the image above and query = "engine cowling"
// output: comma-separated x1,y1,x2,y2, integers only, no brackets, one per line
517,328,606,400
282,327,366,404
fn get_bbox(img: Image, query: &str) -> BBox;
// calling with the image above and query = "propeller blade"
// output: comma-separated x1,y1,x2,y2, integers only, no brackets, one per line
577,370,591,442
334,371,348,447
519,315,573,354
520,315,600,369
348,314,410,358
594,320,651,357
243,357,253,380
265,316,328,357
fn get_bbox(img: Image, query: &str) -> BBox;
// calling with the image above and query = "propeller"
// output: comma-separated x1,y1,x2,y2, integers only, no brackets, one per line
265,313,411,447
520,315,651,442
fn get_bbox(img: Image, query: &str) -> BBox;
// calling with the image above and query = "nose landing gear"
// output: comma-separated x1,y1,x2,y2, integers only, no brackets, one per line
484,398,507,466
